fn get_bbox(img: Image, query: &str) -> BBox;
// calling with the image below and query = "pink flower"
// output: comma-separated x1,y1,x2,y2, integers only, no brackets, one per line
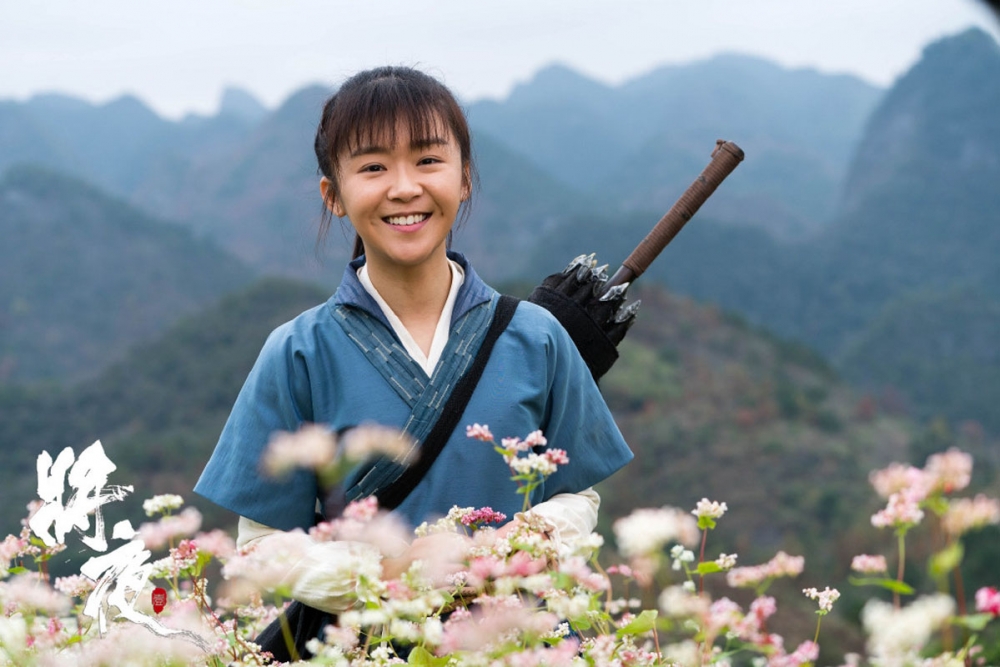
53,574,95,599
261,423,337,476
542,448,569,466
524,430,547,448
750,596,777,621
0,535,26,569
869,463,928,500
976,586,1000,616
871,492,924,529
780,640,820,667
727,551,804,588
138,507,203,550
460,507,507,527
343,496,380,522
506,551,546,577
465,423,494,442
924,448,972,495
851,554,888,574
501,437,528,452
191,529,237,560
940,494,1000,537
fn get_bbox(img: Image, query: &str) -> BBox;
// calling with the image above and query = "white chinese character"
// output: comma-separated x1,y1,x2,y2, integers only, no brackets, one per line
29,440,132,551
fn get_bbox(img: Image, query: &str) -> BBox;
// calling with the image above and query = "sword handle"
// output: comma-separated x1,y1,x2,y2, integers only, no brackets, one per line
603,140,745,292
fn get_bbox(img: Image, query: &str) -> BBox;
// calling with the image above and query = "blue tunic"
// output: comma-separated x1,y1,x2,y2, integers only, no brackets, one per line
194,253,633,531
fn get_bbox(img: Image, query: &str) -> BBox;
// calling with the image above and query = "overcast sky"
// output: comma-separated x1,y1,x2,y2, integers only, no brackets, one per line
3,0,998,119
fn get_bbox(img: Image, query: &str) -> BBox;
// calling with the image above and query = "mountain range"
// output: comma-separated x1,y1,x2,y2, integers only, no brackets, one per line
2,29,999,432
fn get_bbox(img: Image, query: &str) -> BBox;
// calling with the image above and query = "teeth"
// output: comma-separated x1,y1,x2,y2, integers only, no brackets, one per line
385,214,427,226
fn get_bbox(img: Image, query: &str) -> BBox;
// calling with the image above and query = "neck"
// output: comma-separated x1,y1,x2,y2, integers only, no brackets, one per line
365,252,453,325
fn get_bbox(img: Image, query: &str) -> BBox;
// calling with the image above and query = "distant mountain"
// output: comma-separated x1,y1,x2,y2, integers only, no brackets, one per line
0,54,883,288
469,56,883,239
806,28,1000,359
218,86,268,123
526,29,1000,433
0,165,254,381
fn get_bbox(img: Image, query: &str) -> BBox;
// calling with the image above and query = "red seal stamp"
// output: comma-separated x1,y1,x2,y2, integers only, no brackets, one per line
151,587,167,614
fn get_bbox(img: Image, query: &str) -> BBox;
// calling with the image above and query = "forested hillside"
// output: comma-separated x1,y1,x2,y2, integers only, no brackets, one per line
0,166,254,381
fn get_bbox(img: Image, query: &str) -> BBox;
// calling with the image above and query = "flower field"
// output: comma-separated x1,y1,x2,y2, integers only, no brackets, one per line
1,426,998,666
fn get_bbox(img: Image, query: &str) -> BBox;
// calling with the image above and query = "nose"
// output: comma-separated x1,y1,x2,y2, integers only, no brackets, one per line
387,164,422,201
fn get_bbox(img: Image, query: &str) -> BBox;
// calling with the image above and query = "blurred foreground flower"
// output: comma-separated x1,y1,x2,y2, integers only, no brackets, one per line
851,554,888,574
976,586,1000,616
261,424,337,477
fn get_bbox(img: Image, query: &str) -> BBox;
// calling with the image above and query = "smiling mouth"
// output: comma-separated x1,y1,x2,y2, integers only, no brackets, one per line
383,213,430,226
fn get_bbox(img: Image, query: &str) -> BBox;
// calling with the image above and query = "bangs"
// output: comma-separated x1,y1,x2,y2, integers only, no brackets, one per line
331,78,452,160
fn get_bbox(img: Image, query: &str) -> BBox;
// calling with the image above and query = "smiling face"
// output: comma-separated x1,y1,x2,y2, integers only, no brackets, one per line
322,119,469,275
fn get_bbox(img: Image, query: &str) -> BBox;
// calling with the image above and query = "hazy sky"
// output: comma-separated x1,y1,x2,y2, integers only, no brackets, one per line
3,0,998,119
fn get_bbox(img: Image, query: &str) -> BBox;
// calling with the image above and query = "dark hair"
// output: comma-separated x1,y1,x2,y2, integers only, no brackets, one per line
314,66,477,258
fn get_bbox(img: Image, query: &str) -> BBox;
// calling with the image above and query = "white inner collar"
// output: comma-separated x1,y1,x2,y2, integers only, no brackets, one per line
357,260,465,377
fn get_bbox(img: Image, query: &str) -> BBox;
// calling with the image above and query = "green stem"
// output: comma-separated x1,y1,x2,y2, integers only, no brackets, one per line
698,529,708,595
276,597,300,663
813,615,822,644
895,530,906,610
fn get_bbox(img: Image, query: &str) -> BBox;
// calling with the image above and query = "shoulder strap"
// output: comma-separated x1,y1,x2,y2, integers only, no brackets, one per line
377,294,519,510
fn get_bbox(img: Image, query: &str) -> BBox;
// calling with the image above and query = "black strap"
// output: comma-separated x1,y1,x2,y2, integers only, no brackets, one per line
255,294,519,663
378,294,519,509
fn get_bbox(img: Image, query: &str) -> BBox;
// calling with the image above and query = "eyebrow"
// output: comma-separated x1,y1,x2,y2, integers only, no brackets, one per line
349,136,449,158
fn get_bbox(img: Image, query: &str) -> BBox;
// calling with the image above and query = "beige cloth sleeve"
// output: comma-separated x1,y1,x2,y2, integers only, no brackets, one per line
237,517,382,614
518,487,600,547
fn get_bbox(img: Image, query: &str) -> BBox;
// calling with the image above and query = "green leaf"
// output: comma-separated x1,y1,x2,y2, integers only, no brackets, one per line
65,635,84,646
848,576,915,595
697,516,716,530
952,614,993,631
923,495,949,517
695,562,723,575
928,542,964,580
617,609,658,637
7,566,28,575
408,646,448,666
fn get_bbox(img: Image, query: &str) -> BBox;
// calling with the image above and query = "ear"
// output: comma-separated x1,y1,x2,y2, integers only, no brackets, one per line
460,165,472,202
319,177,346,217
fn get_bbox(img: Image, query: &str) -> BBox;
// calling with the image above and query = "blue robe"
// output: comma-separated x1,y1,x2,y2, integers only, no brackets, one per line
194,253,633,531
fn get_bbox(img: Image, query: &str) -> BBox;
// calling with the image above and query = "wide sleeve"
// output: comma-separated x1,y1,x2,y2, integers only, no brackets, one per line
535,308,634,498
194,324,319,531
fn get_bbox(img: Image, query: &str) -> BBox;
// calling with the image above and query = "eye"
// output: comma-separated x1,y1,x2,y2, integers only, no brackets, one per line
418,156,441,166
360,164,385,173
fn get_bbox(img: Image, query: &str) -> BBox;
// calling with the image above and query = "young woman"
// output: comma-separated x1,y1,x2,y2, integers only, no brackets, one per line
194,66,632,653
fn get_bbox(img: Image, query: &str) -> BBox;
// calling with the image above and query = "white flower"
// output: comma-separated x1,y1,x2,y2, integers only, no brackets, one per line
142,494,184,517
803,586,840,612
862,594,955,664
693,498,728,520
613,507,699,558
659,585,710,618
715,553,737,570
